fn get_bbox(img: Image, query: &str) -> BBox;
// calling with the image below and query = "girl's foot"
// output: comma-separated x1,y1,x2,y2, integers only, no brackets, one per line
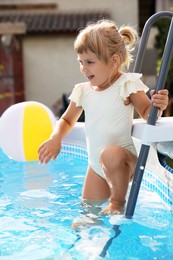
99,201,125,215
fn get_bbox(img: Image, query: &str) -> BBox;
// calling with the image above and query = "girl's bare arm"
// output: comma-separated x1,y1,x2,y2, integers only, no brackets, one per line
38,101,83,163
130,89,169,120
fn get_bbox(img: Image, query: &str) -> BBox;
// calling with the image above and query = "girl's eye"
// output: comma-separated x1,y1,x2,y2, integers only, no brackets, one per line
87,61,94,64
78,60,94,65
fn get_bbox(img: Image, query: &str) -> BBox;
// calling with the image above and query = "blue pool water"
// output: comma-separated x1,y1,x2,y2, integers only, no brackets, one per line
0,143,173,259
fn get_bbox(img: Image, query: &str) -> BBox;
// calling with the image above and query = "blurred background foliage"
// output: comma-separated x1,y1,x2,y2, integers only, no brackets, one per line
154,10,173,167
154,9,173,97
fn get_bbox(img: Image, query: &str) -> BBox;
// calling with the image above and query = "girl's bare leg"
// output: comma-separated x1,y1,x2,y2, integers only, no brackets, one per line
99,145,137,214
82,166,111,201
71,166,110,228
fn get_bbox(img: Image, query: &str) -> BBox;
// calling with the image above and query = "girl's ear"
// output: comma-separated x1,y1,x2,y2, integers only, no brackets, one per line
111,54,120,67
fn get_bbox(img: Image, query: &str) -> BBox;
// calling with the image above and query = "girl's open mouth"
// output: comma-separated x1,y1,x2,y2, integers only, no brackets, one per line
87,75,94,80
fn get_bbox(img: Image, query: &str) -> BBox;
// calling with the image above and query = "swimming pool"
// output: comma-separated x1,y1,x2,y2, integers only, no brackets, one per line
1,122,173,259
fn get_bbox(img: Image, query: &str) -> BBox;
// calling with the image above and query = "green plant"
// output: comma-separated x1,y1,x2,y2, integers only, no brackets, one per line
154,11,173,96
154,10,173,167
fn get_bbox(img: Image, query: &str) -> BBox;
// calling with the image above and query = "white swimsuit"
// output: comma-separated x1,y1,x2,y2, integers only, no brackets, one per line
69,73,149,179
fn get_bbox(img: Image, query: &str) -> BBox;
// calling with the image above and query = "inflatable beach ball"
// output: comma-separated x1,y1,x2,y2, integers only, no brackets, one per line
0,101,56,161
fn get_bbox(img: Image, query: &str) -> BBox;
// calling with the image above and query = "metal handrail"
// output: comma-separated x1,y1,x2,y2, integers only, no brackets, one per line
125,11,173,218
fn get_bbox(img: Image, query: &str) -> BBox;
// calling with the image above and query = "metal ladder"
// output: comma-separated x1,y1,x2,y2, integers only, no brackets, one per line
125,11,173,218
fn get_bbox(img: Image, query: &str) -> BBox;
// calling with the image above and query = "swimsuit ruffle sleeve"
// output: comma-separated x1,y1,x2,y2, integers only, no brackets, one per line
68,84,83,107
120,73,149,100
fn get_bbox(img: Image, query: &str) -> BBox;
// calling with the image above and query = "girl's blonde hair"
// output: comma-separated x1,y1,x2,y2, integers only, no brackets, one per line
74,19,138,71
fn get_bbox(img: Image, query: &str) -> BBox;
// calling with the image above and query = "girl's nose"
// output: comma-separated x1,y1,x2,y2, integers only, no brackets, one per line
81,64,88,74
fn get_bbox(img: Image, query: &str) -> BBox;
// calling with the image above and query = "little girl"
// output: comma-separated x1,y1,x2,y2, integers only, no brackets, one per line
38,20,168,215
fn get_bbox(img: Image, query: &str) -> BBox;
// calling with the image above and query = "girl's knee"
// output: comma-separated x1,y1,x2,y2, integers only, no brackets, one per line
100,146,136,178
100,145,126,168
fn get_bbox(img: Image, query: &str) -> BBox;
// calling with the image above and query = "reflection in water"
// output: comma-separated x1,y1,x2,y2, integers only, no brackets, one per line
0,150,173,259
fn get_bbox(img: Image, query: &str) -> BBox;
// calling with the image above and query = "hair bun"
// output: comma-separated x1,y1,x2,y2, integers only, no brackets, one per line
119,26,137,47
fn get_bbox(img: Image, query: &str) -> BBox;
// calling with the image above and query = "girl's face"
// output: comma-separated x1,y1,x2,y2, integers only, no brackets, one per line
77,50,119,91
